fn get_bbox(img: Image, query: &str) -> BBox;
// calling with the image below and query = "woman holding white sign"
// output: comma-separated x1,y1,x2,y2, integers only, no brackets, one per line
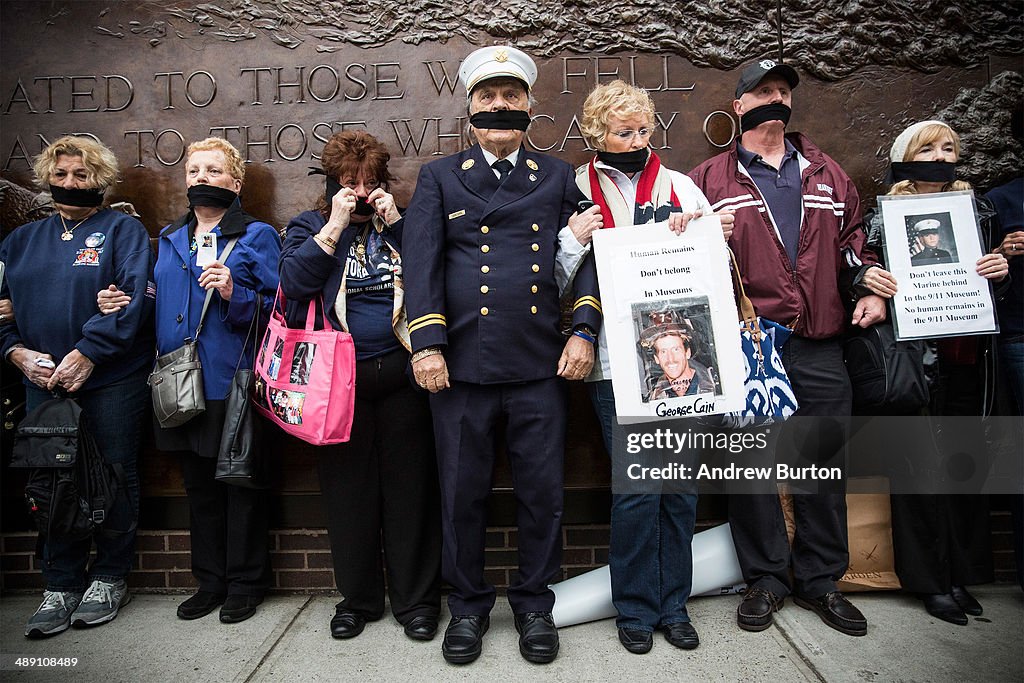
862,120,1008,625
569,80,733,654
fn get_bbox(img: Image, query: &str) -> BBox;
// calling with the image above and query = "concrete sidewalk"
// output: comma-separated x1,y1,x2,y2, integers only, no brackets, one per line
1,586,1021,682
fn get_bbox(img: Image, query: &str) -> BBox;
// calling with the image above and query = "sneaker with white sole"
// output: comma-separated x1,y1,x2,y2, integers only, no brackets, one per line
25,590,83,638
71,579,131,628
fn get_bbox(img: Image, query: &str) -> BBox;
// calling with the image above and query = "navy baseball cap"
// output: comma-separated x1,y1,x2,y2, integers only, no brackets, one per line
735,59,800,99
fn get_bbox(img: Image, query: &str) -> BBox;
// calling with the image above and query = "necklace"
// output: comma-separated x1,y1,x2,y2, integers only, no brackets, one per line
59,212,92,241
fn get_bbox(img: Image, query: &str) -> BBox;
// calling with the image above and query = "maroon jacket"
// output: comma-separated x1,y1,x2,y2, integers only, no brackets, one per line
688,132,876,339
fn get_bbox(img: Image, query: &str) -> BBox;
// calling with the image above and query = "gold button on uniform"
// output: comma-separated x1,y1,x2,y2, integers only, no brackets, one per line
480,285,489,294
531,306,538,314
481,226,489,234
532,264,539,272
481,265,490,273
531,224,539,232
531,285,538,293
531,243,539,252
481,307,489,316
481,245,490,253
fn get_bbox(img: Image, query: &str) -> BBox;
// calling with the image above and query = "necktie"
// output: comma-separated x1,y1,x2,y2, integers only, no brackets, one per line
492,159,514,183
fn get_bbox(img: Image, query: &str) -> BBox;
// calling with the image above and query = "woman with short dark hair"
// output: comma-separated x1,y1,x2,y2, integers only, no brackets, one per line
279,131,441,642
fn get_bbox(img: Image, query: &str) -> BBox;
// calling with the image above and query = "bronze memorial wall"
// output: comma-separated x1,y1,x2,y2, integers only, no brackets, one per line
1,0,1021,527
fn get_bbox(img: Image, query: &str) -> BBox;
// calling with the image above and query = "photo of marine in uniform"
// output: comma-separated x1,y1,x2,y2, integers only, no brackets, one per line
633,300,719,403
906,213,958,266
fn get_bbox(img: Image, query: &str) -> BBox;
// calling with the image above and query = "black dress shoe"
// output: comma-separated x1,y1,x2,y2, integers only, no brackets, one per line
330,609,366,639
793,591,866,636
661,621,699,650
442,615,489,664
513,611,559,664
219,594,263,623
617,627,653,654
950,586,983,616
737,587,782,632
177,591,225,620
921,593,968,625
403,615,439,641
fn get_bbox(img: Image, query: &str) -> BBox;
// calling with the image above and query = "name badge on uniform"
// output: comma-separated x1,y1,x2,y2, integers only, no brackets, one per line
448,210,466,220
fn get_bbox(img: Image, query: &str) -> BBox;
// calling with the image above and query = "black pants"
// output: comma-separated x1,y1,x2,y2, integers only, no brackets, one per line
181,453,270,596
889,359,994,594
890,493,992,593
317,349,441,624
729,335,850,599
430,377,567,616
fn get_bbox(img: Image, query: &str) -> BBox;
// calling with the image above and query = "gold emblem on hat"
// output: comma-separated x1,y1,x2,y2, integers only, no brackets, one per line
526,159,538,170
462,159,475,170
495,49,509,63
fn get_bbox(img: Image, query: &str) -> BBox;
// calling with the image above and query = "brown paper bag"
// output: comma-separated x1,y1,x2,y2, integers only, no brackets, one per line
839,477,901,591
778,477,901,592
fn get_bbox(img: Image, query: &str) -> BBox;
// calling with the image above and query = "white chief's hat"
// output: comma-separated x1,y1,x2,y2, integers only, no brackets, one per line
459,46,538,95
913,219,941,234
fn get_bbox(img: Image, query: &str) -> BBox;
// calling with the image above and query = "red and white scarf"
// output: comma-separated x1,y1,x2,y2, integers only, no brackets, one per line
576,150,681,228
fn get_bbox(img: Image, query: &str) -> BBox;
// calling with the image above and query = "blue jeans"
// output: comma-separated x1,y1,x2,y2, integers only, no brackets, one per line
24,366,148,591
588,380,698,631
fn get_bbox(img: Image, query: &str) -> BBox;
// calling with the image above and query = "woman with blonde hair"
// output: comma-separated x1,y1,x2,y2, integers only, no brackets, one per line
862,120,1008,625
565,80,733,654
1,135,154,637
99,137,281,624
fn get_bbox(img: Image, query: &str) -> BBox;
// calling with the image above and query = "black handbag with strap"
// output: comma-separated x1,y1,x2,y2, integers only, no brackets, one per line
10,396,134,544
149,236,240,428
215,295,270,488
844,322,929,413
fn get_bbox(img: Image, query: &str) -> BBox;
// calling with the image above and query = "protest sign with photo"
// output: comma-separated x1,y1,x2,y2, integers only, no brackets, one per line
878,191,998,340
592,217,744,422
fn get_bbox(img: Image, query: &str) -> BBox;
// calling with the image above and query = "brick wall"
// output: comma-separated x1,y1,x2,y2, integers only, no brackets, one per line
2,516,1019,592
0,524,611,593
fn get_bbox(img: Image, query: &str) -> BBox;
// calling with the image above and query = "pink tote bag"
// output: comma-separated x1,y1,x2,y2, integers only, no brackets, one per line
253,290,356,445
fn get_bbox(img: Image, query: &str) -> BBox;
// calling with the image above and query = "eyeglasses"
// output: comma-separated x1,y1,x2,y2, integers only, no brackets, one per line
610,128,653,140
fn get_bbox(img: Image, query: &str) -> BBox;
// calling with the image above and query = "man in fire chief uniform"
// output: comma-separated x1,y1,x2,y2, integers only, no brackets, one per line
402,46,604,665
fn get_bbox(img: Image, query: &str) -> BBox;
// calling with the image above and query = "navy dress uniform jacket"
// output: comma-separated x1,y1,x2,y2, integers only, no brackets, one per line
403,144,602,384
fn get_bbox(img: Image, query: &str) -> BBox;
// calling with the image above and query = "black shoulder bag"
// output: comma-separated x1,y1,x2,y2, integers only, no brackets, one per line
215,295,270,488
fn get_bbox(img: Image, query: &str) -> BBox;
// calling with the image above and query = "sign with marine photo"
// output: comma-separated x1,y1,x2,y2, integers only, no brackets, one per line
592,217,745,422
878,191,998,340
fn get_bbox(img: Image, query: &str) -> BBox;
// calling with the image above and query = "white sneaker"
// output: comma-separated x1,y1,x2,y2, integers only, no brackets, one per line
70,579,131,627
25,590,83,638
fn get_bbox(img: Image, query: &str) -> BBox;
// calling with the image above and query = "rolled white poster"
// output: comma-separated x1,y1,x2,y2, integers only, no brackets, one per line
550,523,744,627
